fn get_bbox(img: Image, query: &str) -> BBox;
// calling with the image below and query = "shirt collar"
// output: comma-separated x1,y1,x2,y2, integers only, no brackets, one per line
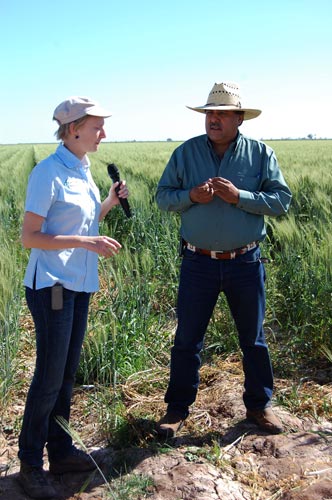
54,143,91,170
206,131,242,153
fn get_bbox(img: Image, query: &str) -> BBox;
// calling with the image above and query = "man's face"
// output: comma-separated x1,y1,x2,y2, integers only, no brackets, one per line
205,110,244,145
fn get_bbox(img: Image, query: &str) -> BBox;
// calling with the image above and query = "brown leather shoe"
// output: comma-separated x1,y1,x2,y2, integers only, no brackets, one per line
246,407,284,434
156,411,186,438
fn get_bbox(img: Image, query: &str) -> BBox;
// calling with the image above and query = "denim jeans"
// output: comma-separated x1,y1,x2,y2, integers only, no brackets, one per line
18,286,90,467
165,246,273,418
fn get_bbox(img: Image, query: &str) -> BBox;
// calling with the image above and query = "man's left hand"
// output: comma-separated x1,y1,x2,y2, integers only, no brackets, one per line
210,177,239,204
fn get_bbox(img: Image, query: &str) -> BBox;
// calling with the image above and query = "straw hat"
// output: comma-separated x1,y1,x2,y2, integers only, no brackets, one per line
187,82,261,120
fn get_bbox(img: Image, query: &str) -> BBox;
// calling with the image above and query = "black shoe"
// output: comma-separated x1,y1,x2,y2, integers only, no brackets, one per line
18,462,57,499
49,447,96,474
156,411,186,438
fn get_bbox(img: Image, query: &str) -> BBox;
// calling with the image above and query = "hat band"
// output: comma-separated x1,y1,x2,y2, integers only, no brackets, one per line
205,102,242,109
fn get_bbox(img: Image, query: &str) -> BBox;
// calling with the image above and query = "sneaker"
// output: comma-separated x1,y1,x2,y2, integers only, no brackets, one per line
246,407,284,434
156,411,186,438
18,462,57,499
49,447,96,474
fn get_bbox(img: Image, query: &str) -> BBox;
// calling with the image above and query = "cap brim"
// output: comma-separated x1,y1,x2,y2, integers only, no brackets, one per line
186,105,261,121
86,105,112,118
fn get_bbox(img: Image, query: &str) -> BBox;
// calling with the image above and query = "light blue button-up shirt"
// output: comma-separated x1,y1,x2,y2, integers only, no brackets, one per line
23,144,101,292
156,133,292,251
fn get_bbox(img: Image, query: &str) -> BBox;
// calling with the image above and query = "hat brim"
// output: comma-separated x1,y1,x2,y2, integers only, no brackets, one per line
186,105,261,121
85,105,112,119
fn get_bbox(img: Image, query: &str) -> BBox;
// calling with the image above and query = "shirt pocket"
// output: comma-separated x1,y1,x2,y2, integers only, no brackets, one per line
234,173,261,191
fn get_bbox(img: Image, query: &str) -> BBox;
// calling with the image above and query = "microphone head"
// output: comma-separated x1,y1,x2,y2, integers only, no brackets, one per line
107,163,120,182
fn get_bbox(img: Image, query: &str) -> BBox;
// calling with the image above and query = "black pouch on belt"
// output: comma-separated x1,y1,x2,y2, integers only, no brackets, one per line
51,283,63,310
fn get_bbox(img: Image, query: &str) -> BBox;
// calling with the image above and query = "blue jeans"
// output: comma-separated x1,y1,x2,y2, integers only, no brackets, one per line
18,286,90,467
165,246,273,418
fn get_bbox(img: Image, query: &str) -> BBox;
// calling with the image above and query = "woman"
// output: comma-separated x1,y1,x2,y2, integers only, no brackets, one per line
18,96,128,499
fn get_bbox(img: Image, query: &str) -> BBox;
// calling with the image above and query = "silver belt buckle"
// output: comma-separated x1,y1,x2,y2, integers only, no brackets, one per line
248,241,256,250
187,242,196,252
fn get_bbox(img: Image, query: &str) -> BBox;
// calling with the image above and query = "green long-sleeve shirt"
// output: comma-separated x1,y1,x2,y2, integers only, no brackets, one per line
156,133,292,251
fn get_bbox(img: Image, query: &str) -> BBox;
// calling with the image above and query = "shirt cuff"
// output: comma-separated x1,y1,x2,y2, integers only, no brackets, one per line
236,189,254,209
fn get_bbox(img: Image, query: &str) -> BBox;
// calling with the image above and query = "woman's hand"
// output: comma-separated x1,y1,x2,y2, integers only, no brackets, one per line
109,180,129,206
21,211,122,257
99,180,129,220
85,235,122,257
115,180,129,201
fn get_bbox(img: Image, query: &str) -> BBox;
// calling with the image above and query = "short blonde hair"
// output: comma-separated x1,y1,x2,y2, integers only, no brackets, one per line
55,115,89,141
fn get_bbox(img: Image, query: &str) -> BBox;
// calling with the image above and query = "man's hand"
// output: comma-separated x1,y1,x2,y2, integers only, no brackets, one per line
189,181,214,204
210,177,239,204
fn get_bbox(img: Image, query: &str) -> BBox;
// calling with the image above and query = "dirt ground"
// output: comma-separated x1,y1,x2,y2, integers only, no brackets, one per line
1,359,332,500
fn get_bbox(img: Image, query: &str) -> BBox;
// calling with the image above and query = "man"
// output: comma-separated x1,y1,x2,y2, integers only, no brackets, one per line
155,81,292,437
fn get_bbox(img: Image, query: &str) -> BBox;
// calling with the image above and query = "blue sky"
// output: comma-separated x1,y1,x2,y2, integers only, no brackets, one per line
1,0,331,143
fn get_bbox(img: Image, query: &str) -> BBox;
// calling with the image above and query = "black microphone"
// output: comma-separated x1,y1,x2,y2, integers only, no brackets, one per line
107,163,132,218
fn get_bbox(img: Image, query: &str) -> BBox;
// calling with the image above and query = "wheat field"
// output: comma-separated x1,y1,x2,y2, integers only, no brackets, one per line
0,140,331,408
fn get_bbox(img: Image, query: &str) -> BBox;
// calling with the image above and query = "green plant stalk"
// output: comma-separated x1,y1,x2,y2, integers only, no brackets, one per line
55,415,116,498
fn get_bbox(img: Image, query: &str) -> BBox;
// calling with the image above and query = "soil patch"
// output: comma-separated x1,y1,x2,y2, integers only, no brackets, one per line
1,360,331,499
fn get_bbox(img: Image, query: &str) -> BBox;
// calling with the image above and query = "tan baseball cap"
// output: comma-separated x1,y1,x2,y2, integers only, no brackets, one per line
53,96,112,125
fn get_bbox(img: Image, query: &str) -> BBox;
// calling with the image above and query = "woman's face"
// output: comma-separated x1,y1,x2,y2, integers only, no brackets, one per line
75,116,107,153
